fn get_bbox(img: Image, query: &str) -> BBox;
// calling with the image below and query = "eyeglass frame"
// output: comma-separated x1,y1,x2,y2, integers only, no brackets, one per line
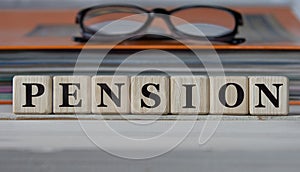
75,4,246,44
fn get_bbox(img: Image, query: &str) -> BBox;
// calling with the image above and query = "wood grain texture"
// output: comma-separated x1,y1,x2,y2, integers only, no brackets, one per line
170,76,209,114
92,76,130,114
53,76,90,114
131,76,169,114
13,76,52,114
210,76,248,115
249,76,289,115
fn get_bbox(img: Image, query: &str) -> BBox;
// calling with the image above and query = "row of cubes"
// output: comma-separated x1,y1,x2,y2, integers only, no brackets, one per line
13,75,289,115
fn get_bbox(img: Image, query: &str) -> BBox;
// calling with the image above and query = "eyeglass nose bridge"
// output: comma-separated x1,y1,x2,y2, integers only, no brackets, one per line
148,8,171,21
146,8,178,34
151,8,170,14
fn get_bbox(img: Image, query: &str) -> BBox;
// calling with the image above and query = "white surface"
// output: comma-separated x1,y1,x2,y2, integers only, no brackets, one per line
0,120,300,171
0,120,299,151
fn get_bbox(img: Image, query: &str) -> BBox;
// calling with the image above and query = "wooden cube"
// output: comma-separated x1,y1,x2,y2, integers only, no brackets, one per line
210,76,248,115
92,76,130,114
249,76,289,115
13,76,52,114
170,76,209,114
53,76,91,114
131,76,169,114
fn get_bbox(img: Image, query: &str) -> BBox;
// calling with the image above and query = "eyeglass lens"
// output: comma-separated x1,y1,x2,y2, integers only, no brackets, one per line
83,7,148,35
170,7,236,37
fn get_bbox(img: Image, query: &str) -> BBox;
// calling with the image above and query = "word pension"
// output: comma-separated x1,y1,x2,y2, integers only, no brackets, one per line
13,75,289,115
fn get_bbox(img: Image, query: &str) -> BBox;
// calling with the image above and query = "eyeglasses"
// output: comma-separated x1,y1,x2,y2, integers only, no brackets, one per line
74,5,246,44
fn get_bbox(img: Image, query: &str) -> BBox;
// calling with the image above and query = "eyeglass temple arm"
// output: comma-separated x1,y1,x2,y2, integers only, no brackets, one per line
228,38,246,45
